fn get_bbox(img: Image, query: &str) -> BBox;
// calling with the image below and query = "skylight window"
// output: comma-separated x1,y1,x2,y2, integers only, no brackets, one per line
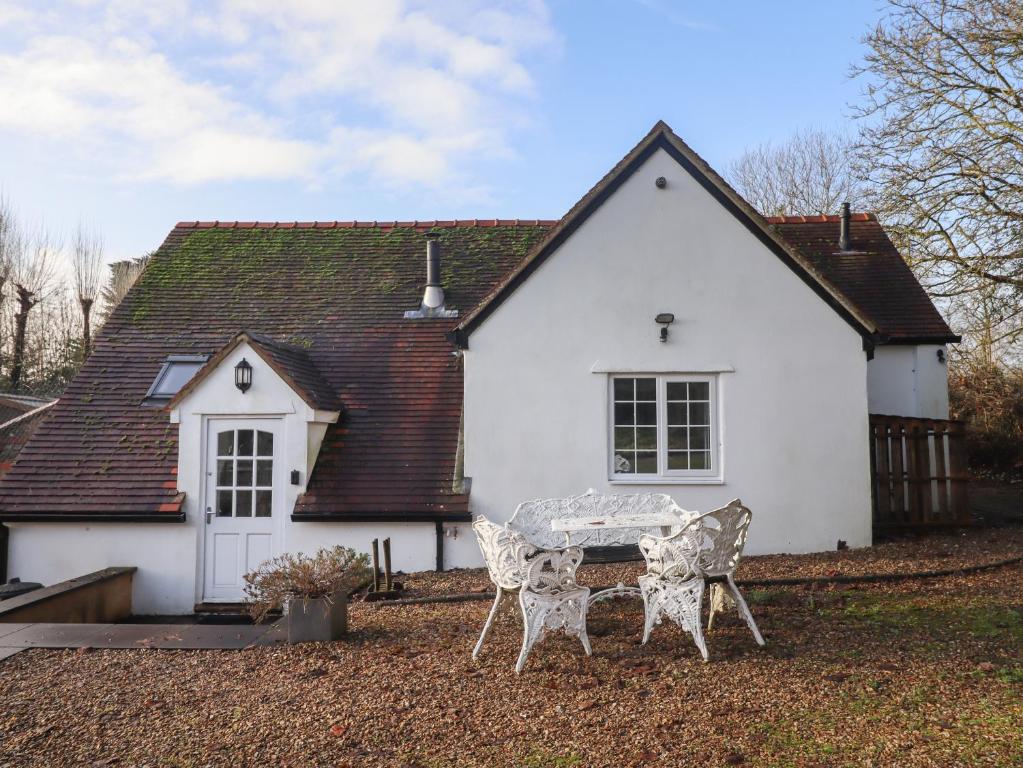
143,355,209,406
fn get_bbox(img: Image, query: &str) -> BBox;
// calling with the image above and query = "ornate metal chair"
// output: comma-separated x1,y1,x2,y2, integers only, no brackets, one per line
472,516,592,674
637,526,709,660
687,499,764,645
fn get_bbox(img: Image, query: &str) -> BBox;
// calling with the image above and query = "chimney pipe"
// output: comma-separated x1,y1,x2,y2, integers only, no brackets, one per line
404,231,458,319
423,232,444,309
838,202,851,251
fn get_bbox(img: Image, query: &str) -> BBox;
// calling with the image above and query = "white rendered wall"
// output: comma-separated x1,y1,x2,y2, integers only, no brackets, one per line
463,146,873,557
6,523,197,615
867,345,949,419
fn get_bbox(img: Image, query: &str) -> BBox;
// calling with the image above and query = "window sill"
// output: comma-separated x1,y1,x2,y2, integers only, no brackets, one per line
608,477,725,486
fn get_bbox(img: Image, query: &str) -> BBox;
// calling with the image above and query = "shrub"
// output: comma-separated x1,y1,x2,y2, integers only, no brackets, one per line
949,359,1023,470
244,546,371,623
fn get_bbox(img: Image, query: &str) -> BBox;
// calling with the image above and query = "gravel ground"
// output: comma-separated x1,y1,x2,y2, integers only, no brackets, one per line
1,531,1021,767
402,523,1023,598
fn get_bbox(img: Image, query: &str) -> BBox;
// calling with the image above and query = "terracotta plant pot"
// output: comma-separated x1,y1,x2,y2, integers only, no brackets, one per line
286,591,348,643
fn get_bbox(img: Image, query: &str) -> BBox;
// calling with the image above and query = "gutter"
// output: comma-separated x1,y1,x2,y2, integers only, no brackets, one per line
0,513,186,523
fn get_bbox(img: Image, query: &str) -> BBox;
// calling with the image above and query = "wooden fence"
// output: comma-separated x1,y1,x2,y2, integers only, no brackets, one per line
869,414,970,529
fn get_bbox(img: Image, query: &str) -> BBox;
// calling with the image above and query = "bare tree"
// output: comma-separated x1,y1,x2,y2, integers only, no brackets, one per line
71,222,103,359
727,128,866,217
0,195,18,327
9,225,59,389
852,0,1023,360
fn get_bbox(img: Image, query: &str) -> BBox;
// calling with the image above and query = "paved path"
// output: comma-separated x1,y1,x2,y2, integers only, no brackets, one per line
0,622,283,661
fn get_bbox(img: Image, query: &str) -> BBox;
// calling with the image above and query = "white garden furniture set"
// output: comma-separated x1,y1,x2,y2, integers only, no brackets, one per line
472,491,765,672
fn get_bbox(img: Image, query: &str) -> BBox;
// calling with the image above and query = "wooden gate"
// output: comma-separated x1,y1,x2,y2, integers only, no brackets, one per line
869,415,970,529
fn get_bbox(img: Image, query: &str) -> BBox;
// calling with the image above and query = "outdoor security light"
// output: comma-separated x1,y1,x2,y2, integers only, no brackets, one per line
655,313,675,342
234,358,253,393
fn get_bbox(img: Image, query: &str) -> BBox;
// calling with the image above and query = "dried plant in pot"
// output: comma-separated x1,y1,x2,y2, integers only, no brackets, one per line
244,546,370,643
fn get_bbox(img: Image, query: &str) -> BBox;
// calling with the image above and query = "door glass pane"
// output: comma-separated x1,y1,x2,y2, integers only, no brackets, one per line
255,490,272,518
216,489,233,517
257,431,273,456
636,451,658,474
256,459,273,487
237,430,254,456
217,431,234,457
235,490,253,517
216,460,233,487
236,460,253,488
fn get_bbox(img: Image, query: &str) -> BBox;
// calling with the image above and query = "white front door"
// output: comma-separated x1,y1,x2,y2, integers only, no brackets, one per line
203,419,281,602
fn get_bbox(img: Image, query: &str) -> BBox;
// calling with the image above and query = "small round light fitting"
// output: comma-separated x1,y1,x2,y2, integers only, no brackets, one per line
655,176,667,189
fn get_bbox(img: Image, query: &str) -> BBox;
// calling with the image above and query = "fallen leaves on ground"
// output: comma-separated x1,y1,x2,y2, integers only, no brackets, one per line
1,528,1021,767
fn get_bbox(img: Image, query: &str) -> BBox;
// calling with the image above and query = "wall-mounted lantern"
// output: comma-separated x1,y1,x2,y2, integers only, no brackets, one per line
655,313,675,342
234,358,253,393
936,348,946,364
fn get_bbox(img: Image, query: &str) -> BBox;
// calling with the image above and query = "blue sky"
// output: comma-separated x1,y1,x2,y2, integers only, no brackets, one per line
0,1,883,264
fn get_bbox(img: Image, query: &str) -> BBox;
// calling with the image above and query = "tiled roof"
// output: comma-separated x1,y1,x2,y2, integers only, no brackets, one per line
771,218,958,342
169,330,343,413
0,223,549,521
0,403,55,479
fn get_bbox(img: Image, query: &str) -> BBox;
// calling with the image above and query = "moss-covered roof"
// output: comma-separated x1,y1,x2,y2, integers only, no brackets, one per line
0,221,552,521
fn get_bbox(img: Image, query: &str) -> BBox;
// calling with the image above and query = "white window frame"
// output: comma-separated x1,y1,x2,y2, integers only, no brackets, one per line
608,373,721,483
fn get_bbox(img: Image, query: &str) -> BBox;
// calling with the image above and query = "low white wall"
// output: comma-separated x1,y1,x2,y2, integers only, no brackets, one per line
6,523,197,615
867,345,949,419
6,519,481,614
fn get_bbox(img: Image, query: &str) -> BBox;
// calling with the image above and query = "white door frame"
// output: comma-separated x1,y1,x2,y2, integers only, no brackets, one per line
201,416,285,602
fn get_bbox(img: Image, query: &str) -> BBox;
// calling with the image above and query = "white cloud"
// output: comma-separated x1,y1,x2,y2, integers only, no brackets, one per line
0,1,556,188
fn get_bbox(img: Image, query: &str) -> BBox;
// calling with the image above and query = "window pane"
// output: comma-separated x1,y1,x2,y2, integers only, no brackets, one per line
666,381,688,401
153,362,203,396
614,427,635,450
689,381,710,400
614,402,634,426
237,430,254,456
256,459,273,487
217,431,234,457
667,402,687,425
636,402,657,425
614,452,635,474
613,378,634,401
236,460,253,487
635,427,657,450
667,452,689,470
690,427,710,450
257,431,273,457
255,490,272,517
216,489,233,517
636,452,658,474
667,427,688,450
216,460,233,487
689,402,710,426
235,490,253,517
635,378,656,401
689,451,710,470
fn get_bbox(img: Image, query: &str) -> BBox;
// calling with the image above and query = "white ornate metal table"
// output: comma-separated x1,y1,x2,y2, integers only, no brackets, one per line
551,511,686,605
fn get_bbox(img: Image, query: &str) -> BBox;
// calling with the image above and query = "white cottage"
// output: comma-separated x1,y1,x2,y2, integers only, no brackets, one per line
0,123,958,614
